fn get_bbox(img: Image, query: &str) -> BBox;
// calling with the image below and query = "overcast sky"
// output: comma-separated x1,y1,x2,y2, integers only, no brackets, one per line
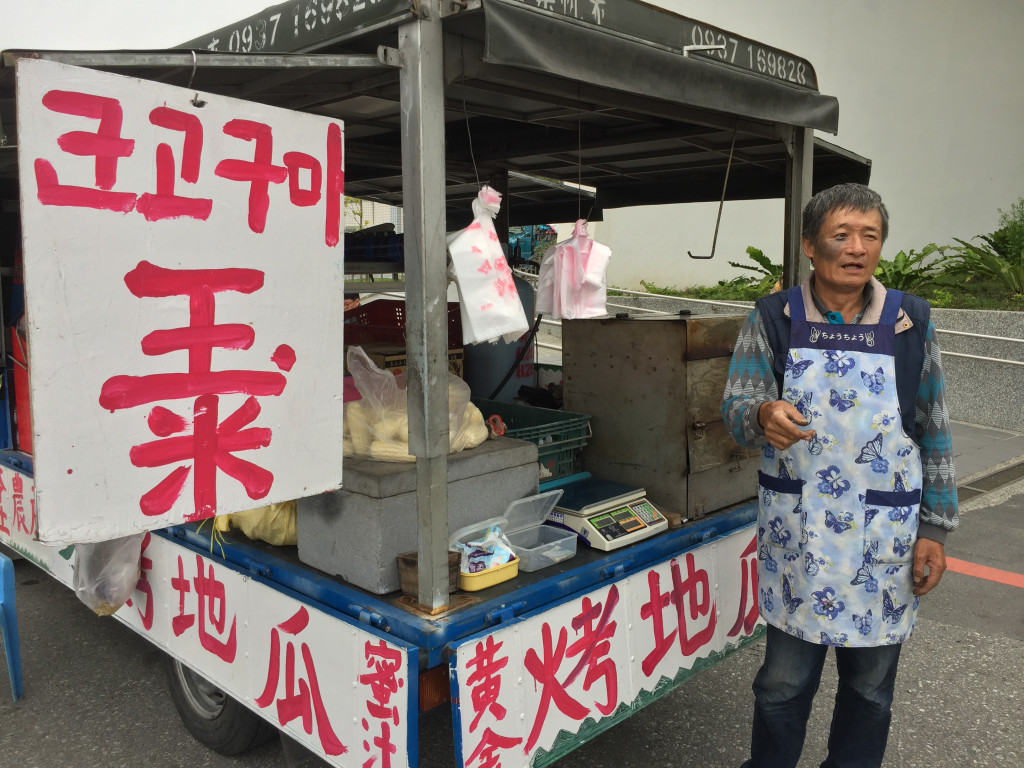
0,0,271,50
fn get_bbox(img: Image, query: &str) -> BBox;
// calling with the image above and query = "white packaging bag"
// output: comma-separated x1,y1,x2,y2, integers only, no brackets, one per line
447,186,530,344
535,219,611,319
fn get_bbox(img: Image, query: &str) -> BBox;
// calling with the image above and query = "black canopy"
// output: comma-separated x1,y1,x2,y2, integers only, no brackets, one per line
0,0,869,224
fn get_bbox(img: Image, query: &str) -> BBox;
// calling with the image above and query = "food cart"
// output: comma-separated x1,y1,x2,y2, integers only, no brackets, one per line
0,1,871,766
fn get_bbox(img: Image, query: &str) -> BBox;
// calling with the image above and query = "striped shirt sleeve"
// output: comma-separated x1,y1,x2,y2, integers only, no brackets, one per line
915,321,959,539
721,308,777,448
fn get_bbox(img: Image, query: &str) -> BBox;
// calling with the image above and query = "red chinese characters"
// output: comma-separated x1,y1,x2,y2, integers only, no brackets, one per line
522,585,620,753
359,640,405,768
256,607,346,757
467,728,525,768
33,89,344,244
125,532,155,630
171,554,238,662
11,473,35,536
0,471,9,537
639,552,717,676
727,534,760,638
465,635,522,768
99,261,291,520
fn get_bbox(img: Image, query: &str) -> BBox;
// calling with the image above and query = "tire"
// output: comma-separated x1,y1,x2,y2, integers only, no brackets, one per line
163,654,278,756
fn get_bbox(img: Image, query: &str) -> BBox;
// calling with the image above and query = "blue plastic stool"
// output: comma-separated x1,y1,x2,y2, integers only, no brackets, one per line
0,552,23,701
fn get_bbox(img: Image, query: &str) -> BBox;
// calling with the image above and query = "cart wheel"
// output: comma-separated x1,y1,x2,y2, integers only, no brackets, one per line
164,654,277,755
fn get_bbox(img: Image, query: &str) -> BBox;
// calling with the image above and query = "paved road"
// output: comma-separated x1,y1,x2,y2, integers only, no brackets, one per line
1,423,1021,768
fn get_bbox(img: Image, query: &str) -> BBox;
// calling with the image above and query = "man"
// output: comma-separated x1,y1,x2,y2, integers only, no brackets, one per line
721,183,958,768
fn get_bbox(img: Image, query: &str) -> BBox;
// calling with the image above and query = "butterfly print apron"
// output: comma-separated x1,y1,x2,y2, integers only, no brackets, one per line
756,286,921,647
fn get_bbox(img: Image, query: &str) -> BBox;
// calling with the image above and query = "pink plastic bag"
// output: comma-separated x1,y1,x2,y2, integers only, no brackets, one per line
536,219,612,319
447,186,530,344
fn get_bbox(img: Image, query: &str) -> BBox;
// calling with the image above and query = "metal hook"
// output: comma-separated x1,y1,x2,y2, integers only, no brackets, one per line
688,128,737,260
188,51,206,108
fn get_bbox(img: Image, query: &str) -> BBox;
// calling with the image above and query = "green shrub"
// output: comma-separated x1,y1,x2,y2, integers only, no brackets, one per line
872,243,957,293
986,196,1024,263
948,238,1024,295
727,247,783,295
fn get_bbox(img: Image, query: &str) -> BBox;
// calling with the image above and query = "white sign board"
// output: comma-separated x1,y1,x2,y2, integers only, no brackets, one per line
15,59,347,543
121,535,414,768
0,465,74,582
0,489,414,768
452,525,762,768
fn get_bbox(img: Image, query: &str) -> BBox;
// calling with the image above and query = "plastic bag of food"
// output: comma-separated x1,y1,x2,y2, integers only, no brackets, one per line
72,533,145,616
447,185,530,344
343,346,488,461
452,525,517,574
214,500,298,546
345,345,415,461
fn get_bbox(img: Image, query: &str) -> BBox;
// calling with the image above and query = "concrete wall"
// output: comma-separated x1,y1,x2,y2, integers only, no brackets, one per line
931,308,1024,432
586,0,1024,292
548,297,1024,432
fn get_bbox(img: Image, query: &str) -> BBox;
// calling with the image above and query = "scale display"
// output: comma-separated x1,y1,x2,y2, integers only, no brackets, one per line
548,475,668,551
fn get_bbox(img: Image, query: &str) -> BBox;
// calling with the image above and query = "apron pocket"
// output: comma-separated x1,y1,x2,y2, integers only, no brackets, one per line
758,470,805,558
862,488,921,564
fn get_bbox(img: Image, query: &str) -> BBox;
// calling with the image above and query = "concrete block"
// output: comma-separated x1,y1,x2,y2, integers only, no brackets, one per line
296,438,539,594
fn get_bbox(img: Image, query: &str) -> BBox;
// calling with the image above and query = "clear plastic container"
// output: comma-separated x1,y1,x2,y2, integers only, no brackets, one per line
503,489,576,572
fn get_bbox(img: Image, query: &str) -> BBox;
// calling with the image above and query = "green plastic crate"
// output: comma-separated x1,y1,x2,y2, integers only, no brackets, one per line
472,399,591,480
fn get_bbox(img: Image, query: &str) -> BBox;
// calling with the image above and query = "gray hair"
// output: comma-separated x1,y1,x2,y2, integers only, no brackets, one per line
801,183,889,243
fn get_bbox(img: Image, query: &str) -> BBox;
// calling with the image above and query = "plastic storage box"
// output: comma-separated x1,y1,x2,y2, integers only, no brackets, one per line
472,399,591,480
502,490,576,572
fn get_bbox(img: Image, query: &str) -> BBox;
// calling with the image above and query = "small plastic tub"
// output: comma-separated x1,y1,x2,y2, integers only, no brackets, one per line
449,516,520,592
457,556,520,591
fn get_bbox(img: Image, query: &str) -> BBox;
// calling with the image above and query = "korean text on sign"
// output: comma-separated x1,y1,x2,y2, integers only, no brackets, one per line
16,58,347,543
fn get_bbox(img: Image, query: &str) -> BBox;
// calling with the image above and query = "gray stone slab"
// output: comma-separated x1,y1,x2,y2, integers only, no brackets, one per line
341,437,538,497
298,440,541,594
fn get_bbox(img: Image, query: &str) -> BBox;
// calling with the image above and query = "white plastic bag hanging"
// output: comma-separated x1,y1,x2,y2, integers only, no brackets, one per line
447,186,530,344
72,533,145,616
535,219,611,320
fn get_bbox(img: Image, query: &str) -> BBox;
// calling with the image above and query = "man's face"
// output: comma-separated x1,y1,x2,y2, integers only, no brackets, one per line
802,207,883,293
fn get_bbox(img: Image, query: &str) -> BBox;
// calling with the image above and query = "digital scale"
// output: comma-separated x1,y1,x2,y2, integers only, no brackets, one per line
545,474,668,551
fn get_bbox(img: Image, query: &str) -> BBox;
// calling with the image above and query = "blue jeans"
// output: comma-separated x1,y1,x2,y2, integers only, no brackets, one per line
741,624,902,768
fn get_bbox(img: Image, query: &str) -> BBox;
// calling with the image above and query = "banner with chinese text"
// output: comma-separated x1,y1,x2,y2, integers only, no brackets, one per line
452,525,762,768
0,481,414,768
16,59,347,543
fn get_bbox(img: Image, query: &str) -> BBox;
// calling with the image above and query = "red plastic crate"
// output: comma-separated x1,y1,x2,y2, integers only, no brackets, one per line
344,299,463,349
9,327,31,454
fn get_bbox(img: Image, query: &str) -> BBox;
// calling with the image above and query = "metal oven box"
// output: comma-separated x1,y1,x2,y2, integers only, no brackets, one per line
562,314,759,519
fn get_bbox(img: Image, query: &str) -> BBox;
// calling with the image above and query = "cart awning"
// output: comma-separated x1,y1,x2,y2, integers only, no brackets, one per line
0,0,868,224
480,0,839,134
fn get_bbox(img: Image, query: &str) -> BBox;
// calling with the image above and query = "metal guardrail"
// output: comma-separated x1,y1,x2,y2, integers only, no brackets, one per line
515,272,1024,366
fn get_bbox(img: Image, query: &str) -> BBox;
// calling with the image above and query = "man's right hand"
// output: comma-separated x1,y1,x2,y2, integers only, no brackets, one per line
758,400,816,450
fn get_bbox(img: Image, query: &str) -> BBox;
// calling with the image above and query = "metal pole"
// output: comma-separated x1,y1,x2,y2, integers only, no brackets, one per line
399,9,451,612
783,126,814,288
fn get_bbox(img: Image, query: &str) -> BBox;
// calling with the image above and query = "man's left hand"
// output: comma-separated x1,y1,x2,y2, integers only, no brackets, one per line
912,538,946,596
